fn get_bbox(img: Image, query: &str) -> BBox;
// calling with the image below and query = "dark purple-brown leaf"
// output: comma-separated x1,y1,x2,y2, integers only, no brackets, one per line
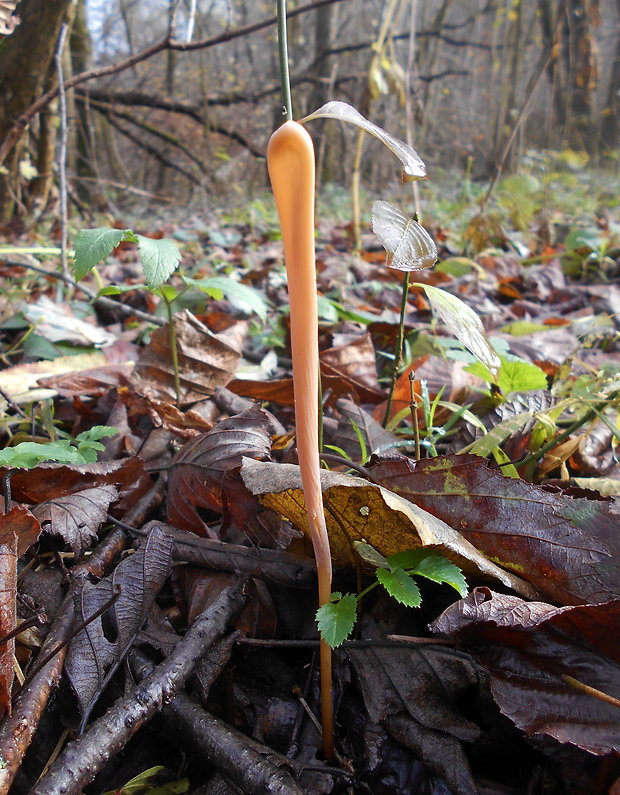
167,405,272,535
431,587,620,755
368,453,620,605
33,485,118,553
65,526,174,715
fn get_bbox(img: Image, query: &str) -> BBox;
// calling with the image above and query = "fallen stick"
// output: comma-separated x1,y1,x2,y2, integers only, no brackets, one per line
31,579,248,795
130,648,306,795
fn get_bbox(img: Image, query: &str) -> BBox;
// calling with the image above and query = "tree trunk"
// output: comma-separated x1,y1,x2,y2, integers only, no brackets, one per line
599,0,620,150
0,0,74,220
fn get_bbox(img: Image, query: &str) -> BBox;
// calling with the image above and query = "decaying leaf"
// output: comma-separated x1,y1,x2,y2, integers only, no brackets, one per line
22,297,116,348
367,453,620,605
326,398,399,460
348,616,482,795
167,406,272,535
1,457,145,504
240,459,537,598
32,485,118,553
65,527,174,716
372,201,437,271
300,101,427,182
0,352,107,411
431,588,620,755
130,310,247,406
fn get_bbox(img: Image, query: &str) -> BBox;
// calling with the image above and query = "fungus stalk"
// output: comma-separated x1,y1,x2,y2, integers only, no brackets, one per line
267,120,334,758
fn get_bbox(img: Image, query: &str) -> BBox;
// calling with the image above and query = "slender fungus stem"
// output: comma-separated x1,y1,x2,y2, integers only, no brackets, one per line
267,121,334,759
271,0,333,758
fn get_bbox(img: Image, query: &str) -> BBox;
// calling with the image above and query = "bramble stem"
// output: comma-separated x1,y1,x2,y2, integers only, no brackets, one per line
383,272,410,427
276,0,293,121
163,296,181,409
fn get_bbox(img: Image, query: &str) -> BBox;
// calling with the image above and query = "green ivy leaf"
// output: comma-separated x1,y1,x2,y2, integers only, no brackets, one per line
136,236,182,289
184,276,269,322
376,568,422,607
72,228,126,280
316,593,357,648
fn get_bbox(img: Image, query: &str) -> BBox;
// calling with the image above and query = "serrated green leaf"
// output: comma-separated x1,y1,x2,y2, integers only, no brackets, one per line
386,550,467,597
75,425,118,443
316,594,357,648
136,236,182,288
466,354,548,395
386,548,430,570
416,283,501,378
376,567,422,607
184,276,269,322
72,228,126,280
408,555,468,597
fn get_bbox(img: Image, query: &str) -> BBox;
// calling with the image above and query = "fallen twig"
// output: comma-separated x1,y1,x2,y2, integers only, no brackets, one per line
130,648,307,795
31,579,248,795
126,519,316,587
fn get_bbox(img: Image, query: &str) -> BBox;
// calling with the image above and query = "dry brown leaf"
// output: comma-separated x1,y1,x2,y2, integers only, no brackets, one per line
130,309,247,407
240,459,537,598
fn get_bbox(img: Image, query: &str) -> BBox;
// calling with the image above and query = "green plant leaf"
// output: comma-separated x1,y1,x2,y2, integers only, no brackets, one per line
72,228,126,280
0,441,83,468
184,276,269,321
354,541,389,569
136,236,182,289
466,355,548,395
300,101,426,181
75,426,119,443
416,283,501,378
97,284,147,296
407,555,467,597
466,411,533,458
376,567,422,607
372,201,437,271
316,594,357,648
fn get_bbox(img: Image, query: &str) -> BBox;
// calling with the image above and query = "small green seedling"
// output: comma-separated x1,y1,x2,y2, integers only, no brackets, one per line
0,426,117,468
316,545,468,648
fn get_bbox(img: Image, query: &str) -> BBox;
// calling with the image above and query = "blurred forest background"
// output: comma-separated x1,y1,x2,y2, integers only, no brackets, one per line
0,0,618,221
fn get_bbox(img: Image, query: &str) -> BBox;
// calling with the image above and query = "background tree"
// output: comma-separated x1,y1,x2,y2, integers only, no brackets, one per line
0,0,618,220
0,0,77,220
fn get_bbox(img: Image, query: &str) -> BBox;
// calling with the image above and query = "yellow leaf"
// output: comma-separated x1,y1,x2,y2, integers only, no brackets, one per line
241,459,537,599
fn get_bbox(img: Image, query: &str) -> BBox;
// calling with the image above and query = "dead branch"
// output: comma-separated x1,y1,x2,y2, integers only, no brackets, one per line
136,520,316,587
0,0,349,168
84,100,208,172
5,261,166,326
0,493,147,794
103,112,203,187
30,579,248,795
157,692,306,793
